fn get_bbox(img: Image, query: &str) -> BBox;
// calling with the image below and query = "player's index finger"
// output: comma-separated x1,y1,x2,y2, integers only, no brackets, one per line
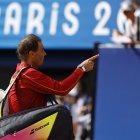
88,54,99,61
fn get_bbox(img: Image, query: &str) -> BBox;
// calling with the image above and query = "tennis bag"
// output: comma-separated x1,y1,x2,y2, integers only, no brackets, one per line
0,104,74,140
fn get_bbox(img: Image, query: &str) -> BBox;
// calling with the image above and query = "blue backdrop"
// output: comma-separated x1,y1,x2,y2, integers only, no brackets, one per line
0,0,124,49
94,46,140,140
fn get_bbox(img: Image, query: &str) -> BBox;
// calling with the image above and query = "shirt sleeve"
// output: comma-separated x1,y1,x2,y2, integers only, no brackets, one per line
22,68,83,96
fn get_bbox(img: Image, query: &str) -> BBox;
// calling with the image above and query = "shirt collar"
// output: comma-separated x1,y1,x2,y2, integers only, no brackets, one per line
16,63,31,71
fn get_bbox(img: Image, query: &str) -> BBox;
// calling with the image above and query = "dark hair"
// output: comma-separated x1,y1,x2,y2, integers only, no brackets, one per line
17,34,41,60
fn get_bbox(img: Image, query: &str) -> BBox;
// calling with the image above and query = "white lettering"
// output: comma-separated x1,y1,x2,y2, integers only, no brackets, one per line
49,2,59,35
62,2,80,36
92,1,111,36
4,2,22,35
26,3,45,35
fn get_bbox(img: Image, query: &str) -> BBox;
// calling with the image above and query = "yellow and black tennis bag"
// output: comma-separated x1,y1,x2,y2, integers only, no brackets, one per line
0,104,74,140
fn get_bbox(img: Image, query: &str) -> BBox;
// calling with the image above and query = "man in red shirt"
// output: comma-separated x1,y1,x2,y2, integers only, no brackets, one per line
8,34,99,114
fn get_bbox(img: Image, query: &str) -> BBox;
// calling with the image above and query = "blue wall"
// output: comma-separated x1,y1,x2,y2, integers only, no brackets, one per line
94,46,140,140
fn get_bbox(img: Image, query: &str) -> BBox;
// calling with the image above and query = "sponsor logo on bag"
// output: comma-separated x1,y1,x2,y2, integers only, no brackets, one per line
30,122,49,135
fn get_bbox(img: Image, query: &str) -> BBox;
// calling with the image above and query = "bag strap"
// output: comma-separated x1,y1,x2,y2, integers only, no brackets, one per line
47,94,58,105
5,66,31,95
1,66,31,116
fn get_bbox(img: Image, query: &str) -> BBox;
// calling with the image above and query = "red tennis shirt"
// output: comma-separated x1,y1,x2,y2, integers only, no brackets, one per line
8,63,83,114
